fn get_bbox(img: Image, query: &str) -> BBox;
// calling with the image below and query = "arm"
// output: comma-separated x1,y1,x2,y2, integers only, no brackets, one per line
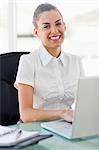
18,83,73,123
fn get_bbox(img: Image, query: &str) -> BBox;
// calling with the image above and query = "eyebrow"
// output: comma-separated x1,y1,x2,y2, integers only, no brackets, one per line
55,19,62,23
42,19,62,25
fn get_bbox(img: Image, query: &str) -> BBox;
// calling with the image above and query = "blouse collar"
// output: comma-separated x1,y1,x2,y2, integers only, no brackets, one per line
38,45,66,66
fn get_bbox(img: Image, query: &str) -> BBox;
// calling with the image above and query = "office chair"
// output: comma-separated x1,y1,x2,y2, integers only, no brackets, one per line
0,52,29,126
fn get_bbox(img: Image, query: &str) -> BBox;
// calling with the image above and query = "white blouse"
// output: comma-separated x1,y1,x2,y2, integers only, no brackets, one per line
14,45,84,109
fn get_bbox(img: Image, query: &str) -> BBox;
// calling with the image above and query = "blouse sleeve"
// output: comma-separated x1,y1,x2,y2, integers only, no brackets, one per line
14,54,35,89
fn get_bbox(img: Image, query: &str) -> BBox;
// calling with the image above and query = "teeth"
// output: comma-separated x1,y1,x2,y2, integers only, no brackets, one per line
50,35,60,40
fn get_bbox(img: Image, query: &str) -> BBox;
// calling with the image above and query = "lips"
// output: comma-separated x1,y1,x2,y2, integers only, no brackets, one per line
49,35,61,41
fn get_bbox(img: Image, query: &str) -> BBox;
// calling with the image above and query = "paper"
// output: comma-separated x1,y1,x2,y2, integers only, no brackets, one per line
0,125,16,135
0,125,39,147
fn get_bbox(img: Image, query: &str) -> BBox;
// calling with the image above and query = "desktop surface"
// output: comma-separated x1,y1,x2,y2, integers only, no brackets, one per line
13,122,99,150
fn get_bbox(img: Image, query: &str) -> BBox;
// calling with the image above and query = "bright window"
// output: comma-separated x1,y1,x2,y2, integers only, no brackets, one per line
0,0,8,53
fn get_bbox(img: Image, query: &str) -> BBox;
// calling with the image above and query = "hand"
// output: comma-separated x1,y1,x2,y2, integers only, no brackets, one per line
60,109,73,123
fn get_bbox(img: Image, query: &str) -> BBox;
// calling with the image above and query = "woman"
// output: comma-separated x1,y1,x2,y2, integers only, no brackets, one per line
14,3,84,123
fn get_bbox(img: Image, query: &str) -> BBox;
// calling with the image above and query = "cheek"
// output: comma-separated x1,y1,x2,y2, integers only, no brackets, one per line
37,31,44,39
62,27,66,34
38,34,47,43
40,34,46,40
40,32,48,40
61,29,65,38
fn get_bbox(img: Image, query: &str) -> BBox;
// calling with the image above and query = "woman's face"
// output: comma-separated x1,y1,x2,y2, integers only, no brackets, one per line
34,10,66,51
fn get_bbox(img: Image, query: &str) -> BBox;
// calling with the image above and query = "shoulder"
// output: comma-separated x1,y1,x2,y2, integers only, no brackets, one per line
63,52,80,59
63,52,81,62
20,50,38,64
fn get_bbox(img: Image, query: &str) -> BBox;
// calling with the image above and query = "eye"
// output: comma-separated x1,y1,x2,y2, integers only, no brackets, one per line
56,22,62,26
43,25,50,29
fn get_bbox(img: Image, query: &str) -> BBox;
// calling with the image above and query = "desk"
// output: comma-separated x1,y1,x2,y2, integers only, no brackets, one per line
15,123,99,150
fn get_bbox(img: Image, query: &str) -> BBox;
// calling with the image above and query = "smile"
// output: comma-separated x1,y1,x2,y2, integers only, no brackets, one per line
49,35,61,41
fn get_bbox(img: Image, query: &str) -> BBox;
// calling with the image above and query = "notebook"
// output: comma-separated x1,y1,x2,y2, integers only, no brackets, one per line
0,125,53,148
41,76,99,139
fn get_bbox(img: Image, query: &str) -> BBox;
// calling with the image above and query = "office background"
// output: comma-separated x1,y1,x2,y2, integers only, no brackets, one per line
0,0,99,76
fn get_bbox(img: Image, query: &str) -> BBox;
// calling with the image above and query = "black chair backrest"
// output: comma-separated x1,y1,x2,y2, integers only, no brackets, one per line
0,52,29,126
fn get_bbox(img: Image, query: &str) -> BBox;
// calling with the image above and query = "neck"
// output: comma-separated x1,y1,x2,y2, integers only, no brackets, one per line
44,46,61,58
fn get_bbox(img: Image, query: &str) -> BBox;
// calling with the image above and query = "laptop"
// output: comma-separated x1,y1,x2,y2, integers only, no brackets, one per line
41,76,99,139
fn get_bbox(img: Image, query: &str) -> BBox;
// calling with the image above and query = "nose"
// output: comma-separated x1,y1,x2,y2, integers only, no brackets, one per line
50,25,58,34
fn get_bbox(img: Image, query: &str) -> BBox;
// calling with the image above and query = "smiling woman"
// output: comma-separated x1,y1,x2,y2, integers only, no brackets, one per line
14,3,85,123
0,1,98,124
33,6,66,57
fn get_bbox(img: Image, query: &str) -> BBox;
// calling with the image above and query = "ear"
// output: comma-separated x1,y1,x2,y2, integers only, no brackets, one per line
63,22,66,31
32,28,38,37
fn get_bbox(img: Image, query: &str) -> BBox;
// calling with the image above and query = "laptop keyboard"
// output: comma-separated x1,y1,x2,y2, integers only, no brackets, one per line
42,120,72,137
